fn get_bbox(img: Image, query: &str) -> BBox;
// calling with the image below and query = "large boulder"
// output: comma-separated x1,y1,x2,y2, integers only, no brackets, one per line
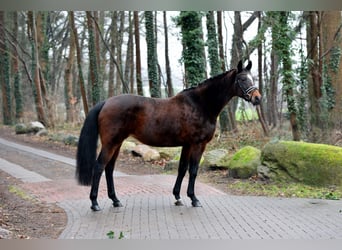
15,121,46,135
202,149,229,167
132,144,160,162
228,146,261,179
121,140,137,153
261,141,342,187
155,147,182,160
15,123,28,134
28,121,45,133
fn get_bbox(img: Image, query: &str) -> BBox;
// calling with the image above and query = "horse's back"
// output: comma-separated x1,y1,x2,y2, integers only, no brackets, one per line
97,93,215,147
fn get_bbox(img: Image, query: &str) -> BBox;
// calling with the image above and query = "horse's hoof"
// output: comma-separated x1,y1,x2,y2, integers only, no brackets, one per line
174,199,184,206
191,200,202,207
91,204,101,211
113,201,123,207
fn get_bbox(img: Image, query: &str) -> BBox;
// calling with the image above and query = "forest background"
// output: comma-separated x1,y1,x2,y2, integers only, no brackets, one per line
0,11,342,146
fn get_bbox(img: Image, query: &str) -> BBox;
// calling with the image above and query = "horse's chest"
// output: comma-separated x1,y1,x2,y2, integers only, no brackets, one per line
181,113,216,143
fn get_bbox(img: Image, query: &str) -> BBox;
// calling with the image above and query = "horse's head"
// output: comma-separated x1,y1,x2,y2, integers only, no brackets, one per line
235,60,261,106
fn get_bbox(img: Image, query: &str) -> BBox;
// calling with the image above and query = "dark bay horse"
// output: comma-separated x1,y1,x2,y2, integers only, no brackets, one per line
76,60,261,211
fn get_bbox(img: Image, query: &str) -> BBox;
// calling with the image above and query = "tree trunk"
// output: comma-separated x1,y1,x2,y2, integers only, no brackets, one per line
36,11,54,127
321,11,342,142
108,11,117,97
306,11,323,141
11,11,23,121
217,11,226,72
276,12,300,141
86,11,100,106
69,11,88,115
206,11,229,133
124,11,133,94
145,11,160,97
177,11,206,88
115,11,125,94
134,11,143,96
256,11,269,136
0,11,13,125
65,13,76,123
269,15,279,128
163,11,174,97
229,11,244,132
27,11,48,126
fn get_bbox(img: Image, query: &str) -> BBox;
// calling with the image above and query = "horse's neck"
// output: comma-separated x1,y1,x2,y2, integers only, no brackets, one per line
199,75,236,119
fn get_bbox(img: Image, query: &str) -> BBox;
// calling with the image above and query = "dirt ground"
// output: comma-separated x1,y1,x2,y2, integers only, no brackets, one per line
0,125,230,239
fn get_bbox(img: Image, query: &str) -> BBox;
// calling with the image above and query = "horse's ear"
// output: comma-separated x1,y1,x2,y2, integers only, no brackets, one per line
246,60,252,71
237,60,243,72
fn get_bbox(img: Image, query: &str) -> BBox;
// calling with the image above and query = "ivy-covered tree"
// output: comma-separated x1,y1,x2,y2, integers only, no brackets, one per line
0,11,13,125
322,11,342,142
206,11,229,133
11,11,23,121
86,11,100,106
270,11,300,141
144,11,160,97
176,11,206,88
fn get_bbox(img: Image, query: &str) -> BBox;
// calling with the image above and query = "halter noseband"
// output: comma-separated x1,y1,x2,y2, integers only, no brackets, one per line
235,74,258,101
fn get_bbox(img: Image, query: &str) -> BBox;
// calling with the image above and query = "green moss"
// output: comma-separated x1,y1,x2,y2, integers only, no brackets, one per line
228,180,341,200
228,146,261,178
262,141,342,187
8,185,33,201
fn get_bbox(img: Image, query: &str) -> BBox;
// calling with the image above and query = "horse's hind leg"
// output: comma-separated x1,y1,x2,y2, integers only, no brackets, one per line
89,147,116,211
89,160,105,211
105,146,123,207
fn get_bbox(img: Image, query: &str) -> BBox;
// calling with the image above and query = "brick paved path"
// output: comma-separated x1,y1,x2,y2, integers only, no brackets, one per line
0,138,341,239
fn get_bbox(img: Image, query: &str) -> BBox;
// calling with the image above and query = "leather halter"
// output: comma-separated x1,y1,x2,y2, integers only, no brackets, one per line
235,74,258,101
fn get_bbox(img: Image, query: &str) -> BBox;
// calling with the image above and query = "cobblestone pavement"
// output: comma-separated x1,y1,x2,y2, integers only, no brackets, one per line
0,138,342,239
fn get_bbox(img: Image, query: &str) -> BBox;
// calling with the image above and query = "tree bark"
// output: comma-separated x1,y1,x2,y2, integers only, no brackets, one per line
145,11,160,97
163,11,174,97
124,11,133,94
69,11,88,115
11,11,23,121
27,11,48,126
322,11,342,141
65,13,76,123
256,11,269,136
306,11,323,141
134,11,143,96
0,11,13,125
86,11,100,106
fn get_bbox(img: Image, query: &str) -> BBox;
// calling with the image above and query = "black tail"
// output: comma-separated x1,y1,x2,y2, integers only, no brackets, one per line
76,101,106,186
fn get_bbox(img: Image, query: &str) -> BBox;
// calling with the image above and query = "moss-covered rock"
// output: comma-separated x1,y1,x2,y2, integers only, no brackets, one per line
15,123,28,134
262,141,342,187
228,146,261,179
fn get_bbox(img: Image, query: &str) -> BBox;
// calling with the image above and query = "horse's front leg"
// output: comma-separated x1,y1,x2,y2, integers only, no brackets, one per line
173,145,190,206
187,144,206,207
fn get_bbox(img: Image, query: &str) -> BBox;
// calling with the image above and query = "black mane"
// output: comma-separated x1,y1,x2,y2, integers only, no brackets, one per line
179,69,236,93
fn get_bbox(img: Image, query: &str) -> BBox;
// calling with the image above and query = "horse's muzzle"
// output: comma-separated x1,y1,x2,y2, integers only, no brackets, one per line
250,89,262,106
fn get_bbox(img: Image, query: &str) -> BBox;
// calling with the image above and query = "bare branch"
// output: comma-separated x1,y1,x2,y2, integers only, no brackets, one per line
88,13,129,93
